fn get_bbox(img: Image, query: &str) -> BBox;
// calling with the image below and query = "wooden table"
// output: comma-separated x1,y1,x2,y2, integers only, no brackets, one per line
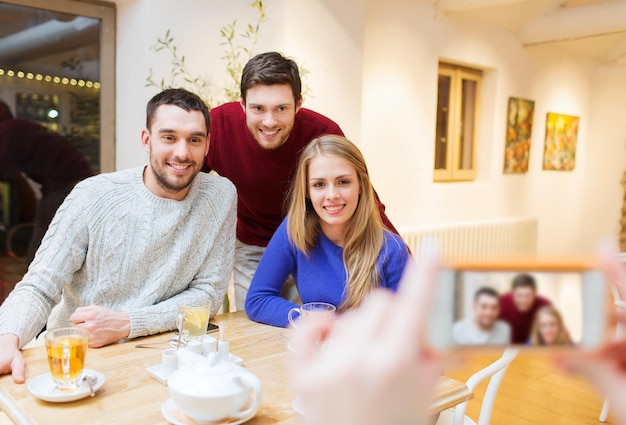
0,312,472,424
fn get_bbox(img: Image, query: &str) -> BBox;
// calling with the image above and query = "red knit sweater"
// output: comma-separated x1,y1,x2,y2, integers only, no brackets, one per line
206,102,398,246
499,292,552,343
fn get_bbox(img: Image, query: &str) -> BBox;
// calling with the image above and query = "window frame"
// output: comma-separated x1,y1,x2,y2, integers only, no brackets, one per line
1,0,116,173
434,62,482,182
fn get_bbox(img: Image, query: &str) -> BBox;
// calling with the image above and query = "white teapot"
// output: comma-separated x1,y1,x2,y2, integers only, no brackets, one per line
167,352,262,424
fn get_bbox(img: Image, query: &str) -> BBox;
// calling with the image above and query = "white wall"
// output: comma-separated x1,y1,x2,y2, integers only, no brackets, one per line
111,0,626,256
358,0,626,256
579,65,626,253
112,0,287,170
360,1,541,229
114,0,151,170
524,47,596,255
283,0,365,142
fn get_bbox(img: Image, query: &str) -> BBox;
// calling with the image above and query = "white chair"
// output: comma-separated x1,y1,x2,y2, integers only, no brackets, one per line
599,252,626,422
599,389,610,422
598,316,623,423
436,348,519,425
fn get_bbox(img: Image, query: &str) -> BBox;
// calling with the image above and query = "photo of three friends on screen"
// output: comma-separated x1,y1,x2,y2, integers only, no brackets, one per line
453,273,576,346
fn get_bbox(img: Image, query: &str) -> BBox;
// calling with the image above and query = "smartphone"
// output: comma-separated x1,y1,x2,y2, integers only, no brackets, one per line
427,260,609,350
175,322,219,335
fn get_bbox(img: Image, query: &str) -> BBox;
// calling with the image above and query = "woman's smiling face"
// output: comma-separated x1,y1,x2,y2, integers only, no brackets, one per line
307,154,361,246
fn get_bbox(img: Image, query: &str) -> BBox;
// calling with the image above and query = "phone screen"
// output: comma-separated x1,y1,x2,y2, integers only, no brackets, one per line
207,322,219,333
428,267,607,349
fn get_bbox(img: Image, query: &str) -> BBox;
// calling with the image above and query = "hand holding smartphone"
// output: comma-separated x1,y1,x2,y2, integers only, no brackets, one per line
427,260,609,350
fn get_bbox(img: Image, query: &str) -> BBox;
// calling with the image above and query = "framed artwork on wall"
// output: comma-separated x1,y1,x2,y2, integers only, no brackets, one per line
542,112,579,171
503,97,535,174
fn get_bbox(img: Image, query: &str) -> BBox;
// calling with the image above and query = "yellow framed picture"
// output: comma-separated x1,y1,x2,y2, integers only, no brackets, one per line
543,113,580,171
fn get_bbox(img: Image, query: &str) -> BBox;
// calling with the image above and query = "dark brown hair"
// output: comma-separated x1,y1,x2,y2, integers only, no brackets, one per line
240,52,302,104
146,88,210,132
474,286,500,302
511,273,537,291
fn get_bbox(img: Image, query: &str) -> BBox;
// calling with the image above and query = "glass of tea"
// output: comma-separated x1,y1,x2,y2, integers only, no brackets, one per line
45,327,89,391
177,299,210,342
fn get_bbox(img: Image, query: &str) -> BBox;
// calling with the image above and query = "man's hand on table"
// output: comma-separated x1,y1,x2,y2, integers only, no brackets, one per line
69,306,130,348
0,334,25,384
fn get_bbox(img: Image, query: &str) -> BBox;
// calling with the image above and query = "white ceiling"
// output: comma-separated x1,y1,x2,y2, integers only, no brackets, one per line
0,3,100,79
1,0,625,75
434,0,626,65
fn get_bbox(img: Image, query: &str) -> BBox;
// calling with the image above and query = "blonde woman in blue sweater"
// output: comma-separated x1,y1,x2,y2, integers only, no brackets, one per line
245,135,409,327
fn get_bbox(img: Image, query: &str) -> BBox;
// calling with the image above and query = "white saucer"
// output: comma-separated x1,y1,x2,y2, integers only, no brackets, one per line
148,354,244,386
228,353,244,365
28,369,105,402
161,398,255,425
147,364,171,385
292,397,306,416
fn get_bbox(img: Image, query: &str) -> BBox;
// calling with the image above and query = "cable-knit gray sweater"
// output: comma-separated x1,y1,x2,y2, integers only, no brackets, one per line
0,167,236,348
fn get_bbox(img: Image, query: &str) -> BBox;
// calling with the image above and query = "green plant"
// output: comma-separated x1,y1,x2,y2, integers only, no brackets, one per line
146,1,266,108
146,29,215,107
146,0,312,108
220,0,266,102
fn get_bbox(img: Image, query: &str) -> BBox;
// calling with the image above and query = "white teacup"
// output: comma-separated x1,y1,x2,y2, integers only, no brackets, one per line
184,340,203,355
162,348,178,375
201,335,217,356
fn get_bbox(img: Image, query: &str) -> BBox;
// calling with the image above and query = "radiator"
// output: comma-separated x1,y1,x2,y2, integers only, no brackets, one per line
399,217,538,263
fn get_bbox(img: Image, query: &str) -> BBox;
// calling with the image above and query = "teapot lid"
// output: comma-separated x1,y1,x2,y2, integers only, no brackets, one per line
169,360,247,398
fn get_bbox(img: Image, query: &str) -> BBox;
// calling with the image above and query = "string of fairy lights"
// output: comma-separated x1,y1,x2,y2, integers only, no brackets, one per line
0,67,100,90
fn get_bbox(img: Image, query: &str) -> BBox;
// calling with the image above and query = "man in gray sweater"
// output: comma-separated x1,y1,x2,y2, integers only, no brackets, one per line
0,88,236,384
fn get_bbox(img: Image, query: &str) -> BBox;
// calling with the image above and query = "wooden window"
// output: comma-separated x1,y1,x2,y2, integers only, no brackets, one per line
434,63,482,182
0,0,116,173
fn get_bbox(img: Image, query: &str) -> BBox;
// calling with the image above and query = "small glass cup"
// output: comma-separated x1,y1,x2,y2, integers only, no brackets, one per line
45,327,89,391
288,302,336,329
177,299,211,342
288,302,336,352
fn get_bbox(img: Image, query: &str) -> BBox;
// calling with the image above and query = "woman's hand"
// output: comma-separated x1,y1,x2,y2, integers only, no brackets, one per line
291,249,443,425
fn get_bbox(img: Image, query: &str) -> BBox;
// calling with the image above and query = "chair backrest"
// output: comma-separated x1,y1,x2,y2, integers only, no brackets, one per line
452,348,519,425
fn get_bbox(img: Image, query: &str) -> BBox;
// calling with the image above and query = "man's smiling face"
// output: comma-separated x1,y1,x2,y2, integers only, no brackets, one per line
141,104,209,200
241,83,302,150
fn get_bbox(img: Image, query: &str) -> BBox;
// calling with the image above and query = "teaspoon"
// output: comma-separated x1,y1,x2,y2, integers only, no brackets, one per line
82,373,98,397
134,338,186,349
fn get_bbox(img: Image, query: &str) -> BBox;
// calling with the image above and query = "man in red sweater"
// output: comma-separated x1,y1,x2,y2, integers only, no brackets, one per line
205,52,398,310
499,273,551,343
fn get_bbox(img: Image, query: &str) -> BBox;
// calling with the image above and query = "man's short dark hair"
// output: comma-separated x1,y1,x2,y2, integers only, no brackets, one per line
511,273,537,291
240,51,302,104
146,88,210,133
474,286,500,302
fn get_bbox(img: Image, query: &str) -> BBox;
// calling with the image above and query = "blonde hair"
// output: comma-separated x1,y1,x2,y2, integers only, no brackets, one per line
287,135,384,310
530,306,571,345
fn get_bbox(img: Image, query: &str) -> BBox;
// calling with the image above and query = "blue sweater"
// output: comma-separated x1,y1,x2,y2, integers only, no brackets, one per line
245,218,410,327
